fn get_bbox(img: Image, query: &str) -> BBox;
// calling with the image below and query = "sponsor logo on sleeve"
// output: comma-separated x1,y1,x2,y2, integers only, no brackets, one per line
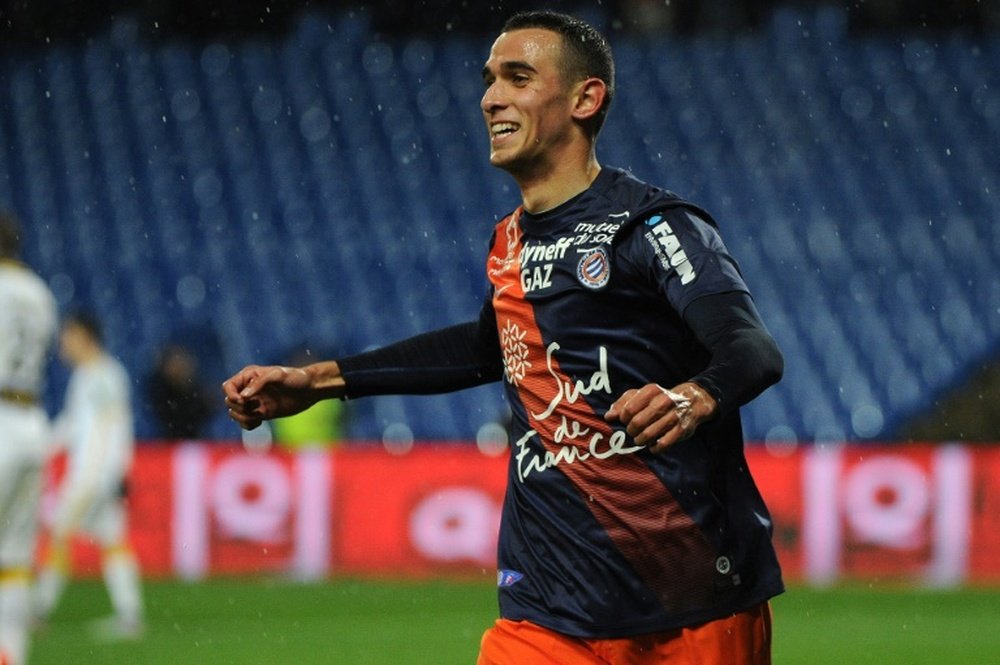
644,214,697,285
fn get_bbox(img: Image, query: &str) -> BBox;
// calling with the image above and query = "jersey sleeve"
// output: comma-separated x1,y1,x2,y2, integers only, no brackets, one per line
619,207,749,315
684,291,784,413
337,292,503,398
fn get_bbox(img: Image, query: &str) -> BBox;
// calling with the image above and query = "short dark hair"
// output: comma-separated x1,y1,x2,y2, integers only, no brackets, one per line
0,212,21,259
502,11,615,137
64,310,104,345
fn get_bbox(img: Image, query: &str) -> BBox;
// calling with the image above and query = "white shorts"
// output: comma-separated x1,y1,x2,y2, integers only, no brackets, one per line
0,404,50,567
49,478,128,548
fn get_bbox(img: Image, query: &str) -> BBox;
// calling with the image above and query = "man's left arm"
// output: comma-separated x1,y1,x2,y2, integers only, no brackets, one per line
605,291,783,453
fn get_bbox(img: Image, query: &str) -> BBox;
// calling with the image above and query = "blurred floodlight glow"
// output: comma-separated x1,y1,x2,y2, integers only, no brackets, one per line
49,273,75,306
176,275,206,310
851,404,885,438
382,422,414,455
200,43,231,77
475,422,508,456
300,106,332,142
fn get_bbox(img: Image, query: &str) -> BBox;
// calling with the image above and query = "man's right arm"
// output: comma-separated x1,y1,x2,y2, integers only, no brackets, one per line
223,298,503,430
337,319,503,397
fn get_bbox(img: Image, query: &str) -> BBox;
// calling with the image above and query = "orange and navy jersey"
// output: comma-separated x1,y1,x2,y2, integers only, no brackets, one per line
485,167,783,637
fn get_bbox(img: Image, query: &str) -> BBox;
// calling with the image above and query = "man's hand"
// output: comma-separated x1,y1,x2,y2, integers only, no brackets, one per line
222,364,319,430
604,381,718,454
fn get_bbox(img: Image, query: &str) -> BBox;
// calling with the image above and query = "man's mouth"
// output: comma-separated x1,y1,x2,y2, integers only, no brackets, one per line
490,122,520,141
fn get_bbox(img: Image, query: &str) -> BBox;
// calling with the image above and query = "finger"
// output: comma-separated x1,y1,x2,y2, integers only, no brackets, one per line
618,386,674,431
227,407,262,430
239,365,288,399
225,397,262,421
604,389,638,422
624,400,676,441
647,398,698,453
222,366,263,400
619,384,670,425
648,426,686,454
237,368,268,399
632,412,679,447
222,377,246,402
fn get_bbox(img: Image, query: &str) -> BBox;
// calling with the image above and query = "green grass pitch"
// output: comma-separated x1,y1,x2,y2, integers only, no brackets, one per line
28,578,1000,664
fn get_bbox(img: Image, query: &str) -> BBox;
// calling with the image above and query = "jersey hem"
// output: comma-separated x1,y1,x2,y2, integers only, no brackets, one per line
500,581,785,639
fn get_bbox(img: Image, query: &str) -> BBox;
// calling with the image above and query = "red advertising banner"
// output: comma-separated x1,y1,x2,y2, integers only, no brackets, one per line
750,444,989,586
332,446,507,576
41,442,1000,586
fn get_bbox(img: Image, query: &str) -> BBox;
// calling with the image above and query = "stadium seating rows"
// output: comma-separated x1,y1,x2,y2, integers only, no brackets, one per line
1,6,997,443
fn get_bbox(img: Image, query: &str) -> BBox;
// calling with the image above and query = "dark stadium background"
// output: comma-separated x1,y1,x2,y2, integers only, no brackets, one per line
3,0,997,445
4,2,1000,664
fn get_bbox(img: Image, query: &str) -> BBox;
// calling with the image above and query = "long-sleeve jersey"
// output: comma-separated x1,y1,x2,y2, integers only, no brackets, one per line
339,167,784,637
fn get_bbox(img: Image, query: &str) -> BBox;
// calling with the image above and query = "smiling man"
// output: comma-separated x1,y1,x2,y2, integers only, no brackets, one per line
223,11,784,664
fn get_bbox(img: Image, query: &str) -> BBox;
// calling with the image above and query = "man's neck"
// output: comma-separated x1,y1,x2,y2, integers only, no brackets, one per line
516,154,602,214
77,347,104,366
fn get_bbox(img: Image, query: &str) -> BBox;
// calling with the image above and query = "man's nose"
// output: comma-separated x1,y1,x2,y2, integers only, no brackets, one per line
481,82,506,114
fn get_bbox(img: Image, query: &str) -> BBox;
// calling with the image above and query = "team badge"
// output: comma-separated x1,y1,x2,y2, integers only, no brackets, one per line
576,247,611,289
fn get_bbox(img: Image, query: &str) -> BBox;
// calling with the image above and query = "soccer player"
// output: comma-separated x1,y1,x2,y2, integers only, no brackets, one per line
224,11,784,664
33,312,145,640
0,214,58,665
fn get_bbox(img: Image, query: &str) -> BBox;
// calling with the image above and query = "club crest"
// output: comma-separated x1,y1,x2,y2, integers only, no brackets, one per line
576,247,611,289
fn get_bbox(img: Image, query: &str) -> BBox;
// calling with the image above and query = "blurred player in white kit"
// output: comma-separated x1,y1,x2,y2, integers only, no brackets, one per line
33,311,145,640
0,214,58,665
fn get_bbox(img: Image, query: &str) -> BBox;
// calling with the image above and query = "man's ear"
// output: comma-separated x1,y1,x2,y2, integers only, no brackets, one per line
570,77,607,123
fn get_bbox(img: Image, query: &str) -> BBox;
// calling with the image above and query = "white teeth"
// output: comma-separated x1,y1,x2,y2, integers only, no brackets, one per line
491,122,518,136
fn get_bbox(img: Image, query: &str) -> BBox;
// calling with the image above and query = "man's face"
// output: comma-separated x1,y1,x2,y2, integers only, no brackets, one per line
481,28,576,176
58,323,87,365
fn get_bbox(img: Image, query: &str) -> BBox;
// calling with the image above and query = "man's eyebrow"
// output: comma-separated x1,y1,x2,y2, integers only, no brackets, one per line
482,60,537,81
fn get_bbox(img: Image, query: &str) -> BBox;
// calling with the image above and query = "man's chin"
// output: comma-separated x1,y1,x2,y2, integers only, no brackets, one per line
489,151,523,174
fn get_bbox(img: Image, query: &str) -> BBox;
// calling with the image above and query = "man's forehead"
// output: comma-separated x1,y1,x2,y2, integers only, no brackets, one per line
485,28,561,67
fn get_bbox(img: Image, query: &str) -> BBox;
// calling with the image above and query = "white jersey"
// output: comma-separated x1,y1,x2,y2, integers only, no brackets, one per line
54,353,135,492
0,261,56,665
0,259,58,399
